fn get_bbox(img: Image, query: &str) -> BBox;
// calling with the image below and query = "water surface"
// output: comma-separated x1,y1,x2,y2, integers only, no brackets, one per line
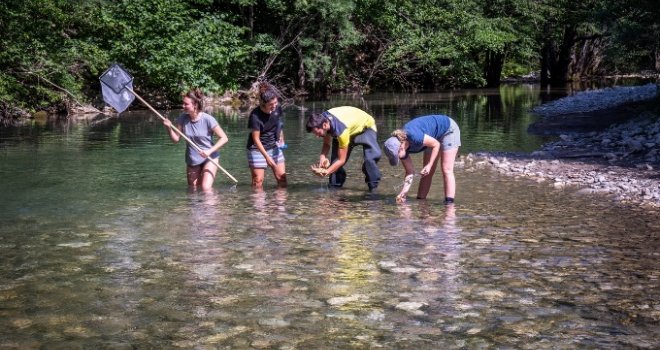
1,86,658,349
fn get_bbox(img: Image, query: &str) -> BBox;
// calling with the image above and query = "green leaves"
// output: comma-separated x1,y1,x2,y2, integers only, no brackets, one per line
96,0,251,97
0,0,109,109
0,0,657,113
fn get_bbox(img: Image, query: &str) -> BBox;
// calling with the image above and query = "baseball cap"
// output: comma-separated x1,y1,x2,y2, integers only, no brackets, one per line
383,136,401,166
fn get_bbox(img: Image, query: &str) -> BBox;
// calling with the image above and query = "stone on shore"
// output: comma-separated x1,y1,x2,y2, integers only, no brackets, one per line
467,84,660,208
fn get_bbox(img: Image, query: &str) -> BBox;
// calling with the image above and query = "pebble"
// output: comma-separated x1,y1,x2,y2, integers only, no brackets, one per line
326,294,367,306
395,301,428,315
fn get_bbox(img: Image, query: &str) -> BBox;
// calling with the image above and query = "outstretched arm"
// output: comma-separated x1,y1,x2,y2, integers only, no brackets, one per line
323,147,348,175
419,135,440,176
318,135,332,168
396,156,415,203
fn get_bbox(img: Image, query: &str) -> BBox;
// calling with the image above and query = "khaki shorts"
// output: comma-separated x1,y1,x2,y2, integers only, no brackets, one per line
440,118,461,150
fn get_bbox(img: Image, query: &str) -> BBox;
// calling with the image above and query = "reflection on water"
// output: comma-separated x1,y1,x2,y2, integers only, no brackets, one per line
0,86,658,348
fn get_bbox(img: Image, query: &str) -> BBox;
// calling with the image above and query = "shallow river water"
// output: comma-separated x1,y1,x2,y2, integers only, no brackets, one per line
1,85,658,349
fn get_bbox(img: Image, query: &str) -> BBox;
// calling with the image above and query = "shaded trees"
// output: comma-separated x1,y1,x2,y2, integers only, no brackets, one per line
0,0,109,110
0,0,657,115
226,0,361,95
354,0,488,89
534,0,659,85
477,0,539,87
605,0,660,74
100,0,251,99
353,0,538,90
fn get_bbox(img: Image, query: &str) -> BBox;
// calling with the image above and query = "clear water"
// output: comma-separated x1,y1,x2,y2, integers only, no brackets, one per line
0,85,658,349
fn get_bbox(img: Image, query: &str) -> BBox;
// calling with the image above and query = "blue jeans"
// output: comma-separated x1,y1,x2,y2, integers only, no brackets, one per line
329,129,381,190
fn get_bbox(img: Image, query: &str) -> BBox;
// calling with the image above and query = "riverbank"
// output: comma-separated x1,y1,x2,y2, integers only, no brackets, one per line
465,84,660,209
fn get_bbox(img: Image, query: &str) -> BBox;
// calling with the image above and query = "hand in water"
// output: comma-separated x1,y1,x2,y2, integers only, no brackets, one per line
310,164,328,177
394,174,415,203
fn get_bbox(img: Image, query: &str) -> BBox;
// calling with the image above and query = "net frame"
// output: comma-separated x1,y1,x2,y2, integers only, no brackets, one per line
99,64,136,113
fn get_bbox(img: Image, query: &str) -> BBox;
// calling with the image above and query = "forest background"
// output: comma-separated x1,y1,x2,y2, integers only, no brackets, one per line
0,0,658,118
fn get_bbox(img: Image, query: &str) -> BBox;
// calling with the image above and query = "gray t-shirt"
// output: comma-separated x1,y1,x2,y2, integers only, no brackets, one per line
175,112,220,166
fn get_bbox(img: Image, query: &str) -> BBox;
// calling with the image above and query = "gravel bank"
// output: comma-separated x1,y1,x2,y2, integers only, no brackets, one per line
466,85,660,209
531,83,658,116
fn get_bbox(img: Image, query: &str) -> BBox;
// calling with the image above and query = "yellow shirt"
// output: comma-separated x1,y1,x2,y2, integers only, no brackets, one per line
325,106,377,148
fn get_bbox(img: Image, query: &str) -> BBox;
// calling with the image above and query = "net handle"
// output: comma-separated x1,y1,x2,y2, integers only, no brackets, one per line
126,87,238,184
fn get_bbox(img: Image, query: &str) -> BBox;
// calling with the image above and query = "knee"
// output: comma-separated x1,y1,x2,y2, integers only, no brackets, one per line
252,177,264,188
276,173,287,187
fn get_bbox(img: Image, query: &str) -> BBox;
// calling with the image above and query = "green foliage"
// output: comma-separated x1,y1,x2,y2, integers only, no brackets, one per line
0,0,657,115
101,0,250,98
0,0,110,109
240,0,361,92
604,0,660,73
355,0,498,88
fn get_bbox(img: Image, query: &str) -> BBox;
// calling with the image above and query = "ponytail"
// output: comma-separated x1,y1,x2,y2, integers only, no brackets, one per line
258,81,279,104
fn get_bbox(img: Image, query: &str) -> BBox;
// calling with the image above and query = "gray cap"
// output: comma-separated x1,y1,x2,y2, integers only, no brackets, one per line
383,136,401,166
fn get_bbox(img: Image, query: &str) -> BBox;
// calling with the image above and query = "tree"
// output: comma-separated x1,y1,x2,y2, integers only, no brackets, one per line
535,0,617,85
476,0,539,87
354,0,487,90
101,0,251,98
605,0,660,74
236,0,361,94
0,0,110,110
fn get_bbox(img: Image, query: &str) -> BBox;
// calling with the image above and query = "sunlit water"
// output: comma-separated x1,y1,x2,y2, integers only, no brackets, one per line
1,86,658,348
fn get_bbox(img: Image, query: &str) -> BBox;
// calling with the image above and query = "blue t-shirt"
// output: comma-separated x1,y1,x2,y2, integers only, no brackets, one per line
246,105,283,150
404,115,451,153
175,112,220,166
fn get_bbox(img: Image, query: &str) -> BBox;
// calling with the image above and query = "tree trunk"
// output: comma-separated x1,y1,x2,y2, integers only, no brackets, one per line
548,25,577,85
571,36,607,80
295,45,305,89
540,41,551,86
248,5,254,40
484,50,504,87
540,22,556,86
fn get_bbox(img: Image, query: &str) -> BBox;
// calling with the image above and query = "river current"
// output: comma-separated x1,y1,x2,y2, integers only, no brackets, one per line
0,85,658,348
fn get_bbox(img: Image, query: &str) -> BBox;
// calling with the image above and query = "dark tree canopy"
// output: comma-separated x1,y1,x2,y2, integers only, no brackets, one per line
0,0,657,114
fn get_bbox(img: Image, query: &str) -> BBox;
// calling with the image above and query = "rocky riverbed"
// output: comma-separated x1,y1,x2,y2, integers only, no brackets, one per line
465,84,660,209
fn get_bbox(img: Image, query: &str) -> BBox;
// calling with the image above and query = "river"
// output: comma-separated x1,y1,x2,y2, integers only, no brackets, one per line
0,84,658,348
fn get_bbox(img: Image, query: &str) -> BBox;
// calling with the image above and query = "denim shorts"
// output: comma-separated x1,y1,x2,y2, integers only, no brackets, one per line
247,147,285,169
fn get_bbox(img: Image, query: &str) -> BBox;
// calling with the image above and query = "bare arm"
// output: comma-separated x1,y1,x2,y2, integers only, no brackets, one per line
396,156,415,202
199,125,228,158
251,130,276,168
420,135,440,176
163,119,182,143
318,134,332,167
323,147,348,175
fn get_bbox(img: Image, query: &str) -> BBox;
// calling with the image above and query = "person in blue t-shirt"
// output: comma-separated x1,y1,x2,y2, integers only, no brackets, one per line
383,115,461,204
163,88,229,191
246,81,287,190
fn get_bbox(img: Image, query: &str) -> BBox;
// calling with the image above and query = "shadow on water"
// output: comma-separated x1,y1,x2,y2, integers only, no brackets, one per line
0,85,658,348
